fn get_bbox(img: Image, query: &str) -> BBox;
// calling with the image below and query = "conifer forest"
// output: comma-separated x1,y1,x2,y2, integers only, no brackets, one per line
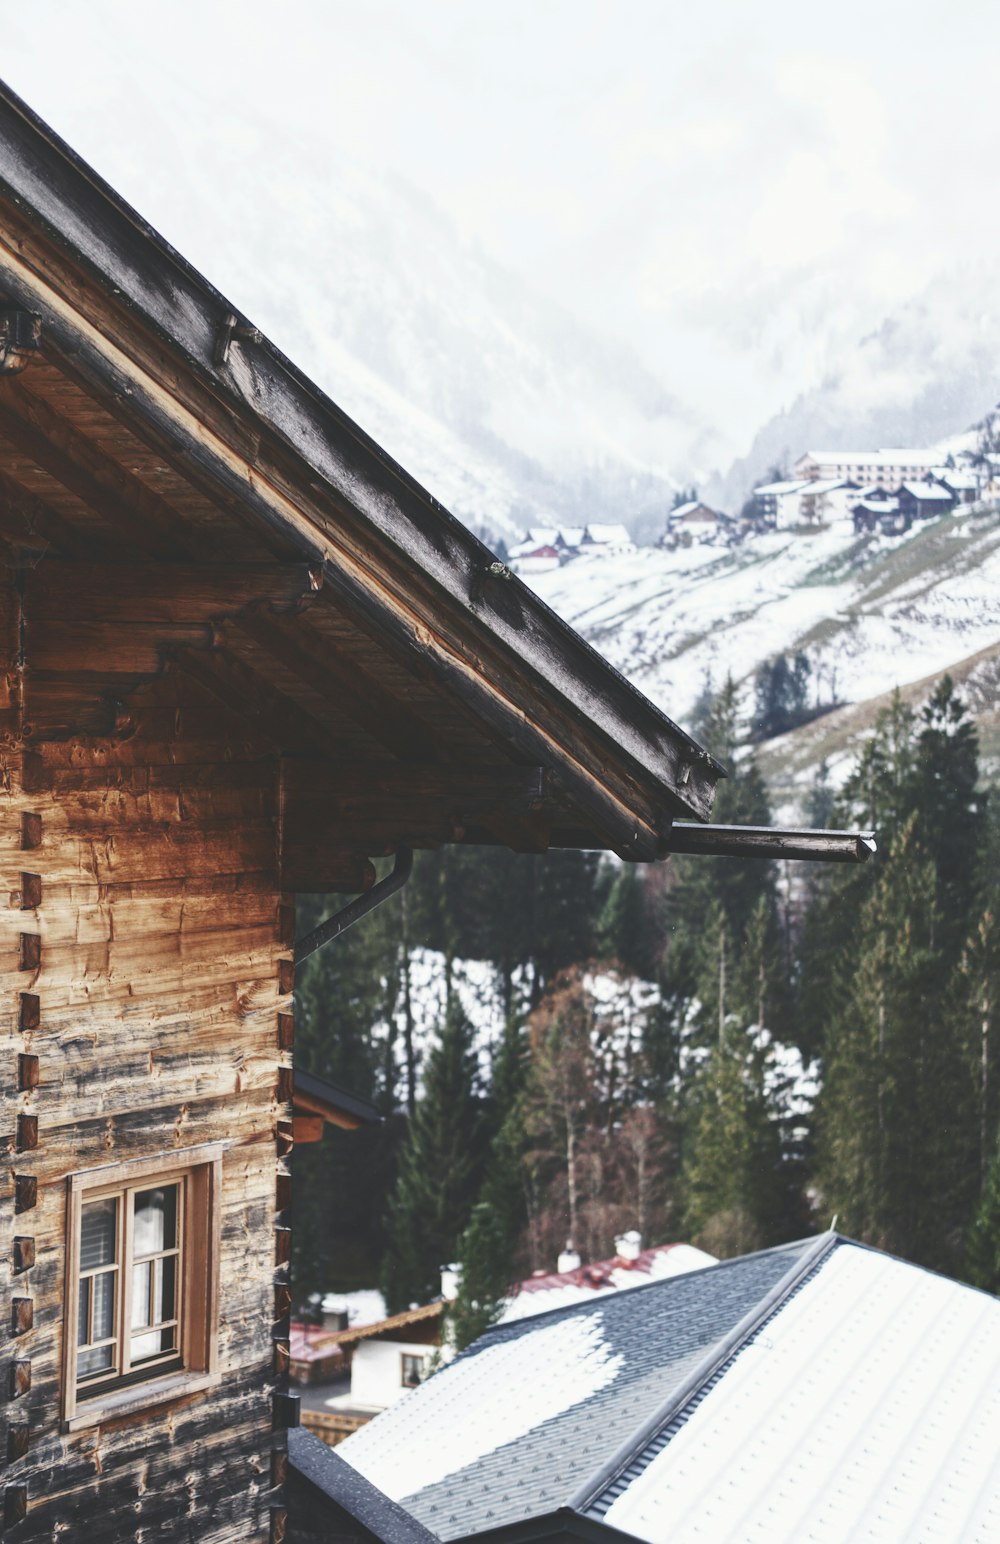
293,672,1000,1340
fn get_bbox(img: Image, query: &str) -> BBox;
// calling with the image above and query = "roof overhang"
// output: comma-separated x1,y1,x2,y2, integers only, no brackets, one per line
293,1068,381,1141
0,80,724,868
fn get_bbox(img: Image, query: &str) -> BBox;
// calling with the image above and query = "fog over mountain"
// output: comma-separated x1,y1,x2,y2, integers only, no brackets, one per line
4,5,1000,540
1,71,725,543
710,265,1000,510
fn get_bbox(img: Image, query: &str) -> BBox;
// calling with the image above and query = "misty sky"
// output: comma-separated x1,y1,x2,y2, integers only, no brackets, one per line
4,1,1000,459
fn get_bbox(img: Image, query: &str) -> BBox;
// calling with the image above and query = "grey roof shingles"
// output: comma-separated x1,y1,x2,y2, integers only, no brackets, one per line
398,1239,814,1541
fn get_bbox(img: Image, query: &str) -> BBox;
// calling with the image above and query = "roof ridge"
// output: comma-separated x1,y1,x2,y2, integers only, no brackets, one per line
474,1236,815,1344
566,1231,838,1516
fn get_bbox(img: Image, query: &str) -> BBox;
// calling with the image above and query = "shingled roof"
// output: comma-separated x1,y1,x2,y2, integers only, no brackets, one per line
337,1238,817,1538
338,1235,1000,1544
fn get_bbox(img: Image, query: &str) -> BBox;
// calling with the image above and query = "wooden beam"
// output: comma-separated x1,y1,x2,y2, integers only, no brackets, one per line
291,1115,325,1145
165,646,345,761
24,562,323,623
0,468,96,559
0,381,198,559
280,759,554,855
228,606,442,764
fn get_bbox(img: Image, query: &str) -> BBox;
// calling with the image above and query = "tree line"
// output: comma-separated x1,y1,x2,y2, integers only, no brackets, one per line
293,670,1000,1346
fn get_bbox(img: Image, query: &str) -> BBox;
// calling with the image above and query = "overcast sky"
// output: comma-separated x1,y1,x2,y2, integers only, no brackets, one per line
4,1,1000,455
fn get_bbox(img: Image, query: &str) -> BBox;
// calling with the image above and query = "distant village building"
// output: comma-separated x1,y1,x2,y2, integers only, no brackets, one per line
795,448,943,486
500,1233,716,1323
852,477,956,535
507,521,629,573
663,500,733,544
751,478,813,528
579,521,636,555
938,468,979,503
895,480,956,525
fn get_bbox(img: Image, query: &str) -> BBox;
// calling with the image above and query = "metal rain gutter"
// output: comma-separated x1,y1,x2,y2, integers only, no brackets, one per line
669,823,876,863
294,846,414,965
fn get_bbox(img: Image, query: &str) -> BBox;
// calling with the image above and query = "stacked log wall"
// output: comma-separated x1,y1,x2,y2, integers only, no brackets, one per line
1,585,294,1542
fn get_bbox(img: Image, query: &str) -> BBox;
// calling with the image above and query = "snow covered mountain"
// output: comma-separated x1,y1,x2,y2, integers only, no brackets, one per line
4,72,722,544
521,508,1000,814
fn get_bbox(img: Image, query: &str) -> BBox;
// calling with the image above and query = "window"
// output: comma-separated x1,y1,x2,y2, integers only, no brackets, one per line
64,1145,222,1430
401,1352,427,1388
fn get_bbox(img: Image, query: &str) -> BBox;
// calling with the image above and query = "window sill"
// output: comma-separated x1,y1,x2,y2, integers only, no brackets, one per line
62,1369,221,1432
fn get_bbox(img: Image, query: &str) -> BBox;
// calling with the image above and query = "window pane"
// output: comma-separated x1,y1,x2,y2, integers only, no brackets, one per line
78,1343,114,1379
80,1198,117,1269
158,1255,176,1326
92,1271,115,1343
78,1277,90,1346
133,1185,177,1257
132,1261,152,1329
132,1325,175,1364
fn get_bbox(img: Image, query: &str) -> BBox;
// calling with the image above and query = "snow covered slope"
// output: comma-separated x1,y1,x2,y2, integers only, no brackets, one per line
523,508,1000,803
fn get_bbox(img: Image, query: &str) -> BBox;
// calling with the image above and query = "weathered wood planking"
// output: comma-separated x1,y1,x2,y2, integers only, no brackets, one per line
2,721,291,1543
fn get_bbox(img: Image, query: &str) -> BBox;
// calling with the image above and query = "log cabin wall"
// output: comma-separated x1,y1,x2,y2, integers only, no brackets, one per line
1,567,295,1542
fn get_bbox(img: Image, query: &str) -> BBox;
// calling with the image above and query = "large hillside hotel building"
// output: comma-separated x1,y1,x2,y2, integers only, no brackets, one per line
794,448,942,486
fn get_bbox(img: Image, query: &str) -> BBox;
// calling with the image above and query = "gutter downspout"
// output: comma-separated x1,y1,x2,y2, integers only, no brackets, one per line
294,846,414,966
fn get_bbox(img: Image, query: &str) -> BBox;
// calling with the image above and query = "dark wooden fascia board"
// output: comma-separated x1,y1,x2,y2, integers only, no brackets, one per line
0,80,723,852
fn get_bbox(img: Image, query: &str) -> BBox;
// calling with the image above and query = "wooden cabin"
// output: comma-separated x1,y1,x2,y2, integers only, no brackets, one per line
0,84,732,1543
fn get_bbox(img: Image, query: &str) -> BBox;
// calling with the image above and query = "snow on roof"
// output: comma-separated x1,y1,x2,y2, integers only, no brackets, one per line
600,1241,1000,1544
340,1236,1000,1544
584,522,633,544
525,526,559,545
290,1322,347,1366
799,478,850,495
336,1239,813,1539
559,526,585,545
753,480,809,496
900,482,954,500
320,1288,387,1326
500,1242,717,1324
806,449,939,467
938,470,978,490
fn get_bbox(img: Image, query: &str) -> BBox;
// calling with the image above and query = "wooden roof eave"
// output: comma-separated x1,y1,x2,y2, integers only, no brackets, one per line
0,80,723,862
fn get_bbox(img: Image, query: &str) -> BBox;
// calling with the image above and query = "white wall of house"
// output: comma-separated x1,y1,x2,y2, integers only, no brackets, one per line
350,1338,435,1410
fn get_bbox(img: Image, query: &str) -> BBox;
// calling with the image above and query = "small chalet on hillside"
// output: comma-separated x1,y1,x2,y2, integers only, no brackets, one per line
0,83,872,1543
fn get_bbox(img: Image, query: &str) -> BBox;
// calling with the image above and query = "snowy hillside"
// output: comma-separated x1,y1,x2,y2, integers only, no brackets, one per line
522,508,1000,808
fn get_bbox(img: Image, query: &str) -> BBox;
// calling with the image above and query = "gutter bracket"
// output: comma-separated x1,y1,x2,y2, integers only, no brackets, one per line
0,309,41,374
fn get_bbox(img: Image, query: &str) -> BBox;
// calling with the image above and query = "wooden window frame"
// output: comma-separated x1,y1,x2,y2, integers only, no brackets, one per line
63,1144,223,1432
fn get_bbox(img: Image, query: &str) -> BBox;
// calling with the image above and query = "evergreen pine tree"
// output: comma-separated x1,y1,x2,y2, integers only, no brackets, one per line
451,1099,528,1350
597,864,654,976
680,1024,786,1257
291,881,407,1297
817,818,971,1268
380,994,484,1312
